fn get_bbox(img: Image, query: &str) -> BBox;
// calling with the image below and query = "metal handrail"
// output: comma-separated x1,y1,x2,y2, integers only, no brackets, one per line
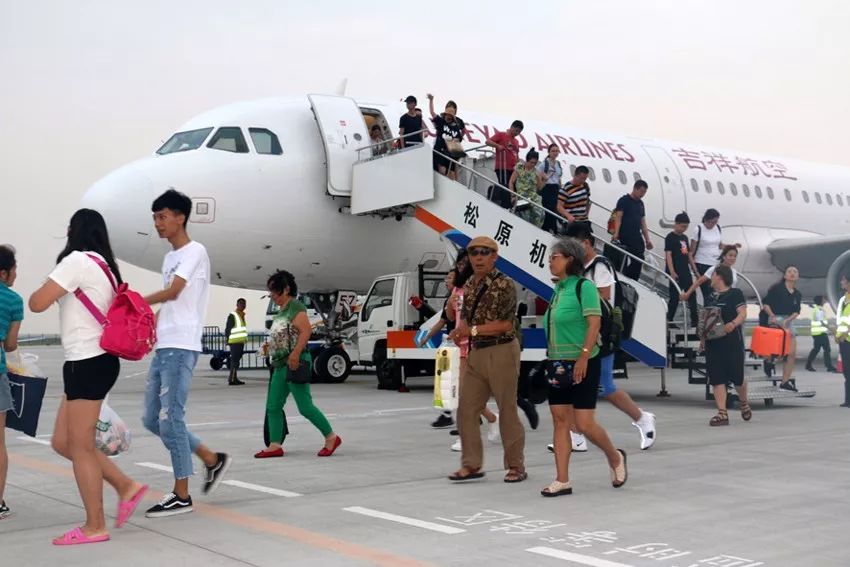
440,152,690,333
355,128,429,160
734,271,764,311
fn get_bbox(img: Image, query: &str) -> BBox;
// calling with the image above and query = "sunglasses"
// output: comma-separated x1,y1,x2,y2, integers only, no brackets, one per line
469,247,493,257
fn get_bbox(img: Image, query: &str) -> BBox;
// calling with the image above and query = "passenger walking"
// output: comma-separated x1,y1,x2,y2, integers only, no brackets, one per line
761,266,802,391
447,237,526,483
509,149,545,227
224,298,248,385
836,273,850,407
557,165,592,226
681,246,741,304
486,120,524,208
0,245,22,521
142,190,231,518
398,95,424,148
689,209,741,304
541,238,627,497
703,265,751,426
28,211,148,543
806,295,837,372
427,93,466,181
611,180,653,281
664,212,699,327
256,270,341,458
537,144,563,233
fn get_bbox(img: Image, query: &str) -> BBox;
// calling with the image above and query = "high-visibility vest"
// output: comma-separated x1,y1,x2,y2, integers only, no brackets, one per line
810,306,828,336
228,312,248,344
837,296,850,343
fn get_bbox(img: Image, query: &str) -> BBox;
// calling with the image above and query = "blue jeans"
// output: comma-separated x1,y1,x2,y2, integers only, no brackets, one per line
598,354,617,397
142,349,202,479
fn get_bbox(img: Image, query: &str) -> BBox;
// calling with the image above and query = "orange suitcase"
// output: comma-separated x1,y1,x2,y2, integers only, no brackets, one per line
750,326,792,357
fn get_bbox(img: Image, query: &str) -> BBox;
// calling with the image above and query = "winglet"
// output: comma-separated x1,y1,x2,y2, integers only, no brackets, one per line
335,78,348,96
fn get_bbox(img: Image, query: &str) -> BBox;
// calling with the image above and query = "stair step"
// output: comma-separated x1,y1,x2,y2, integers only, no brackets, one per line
746,386,816,400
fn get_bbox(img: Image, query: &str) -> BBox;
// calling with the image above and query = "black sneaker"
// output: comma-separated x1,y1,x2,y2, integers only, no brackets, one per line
518,397,539,430
431,414,454,429
145,493,193,518
805,365,816,372
449,429,459,436
0,500,10,519
228,379,246,385
202,452,232,495
780,381,798,392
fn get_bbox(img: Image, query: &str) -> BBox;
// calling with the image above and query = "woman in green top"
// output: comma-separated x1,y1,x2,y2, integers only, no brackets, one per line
254,270,341,459
509,149,545,227
541,238,627,497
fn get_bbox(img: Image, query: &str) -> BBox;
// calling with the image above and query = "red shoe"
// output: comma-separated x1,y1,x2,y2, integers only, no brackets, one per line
317,436,342,457
254,447,284,459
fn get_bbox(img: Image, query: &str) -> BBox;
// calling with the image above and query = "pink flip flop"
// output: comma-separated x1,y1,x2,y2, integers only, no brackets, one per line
116,484,149,528
52,526,110,546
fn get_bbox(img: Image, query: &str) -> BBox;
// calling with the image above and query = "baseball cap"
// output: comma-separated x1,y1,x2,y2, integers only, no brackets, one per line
404,95,417,104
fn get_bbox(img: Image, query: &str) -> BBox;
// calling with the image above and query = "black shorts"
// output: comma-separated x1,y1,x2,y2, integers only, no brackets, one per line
548,356,602,409
433,149,459,172
63,353,120,401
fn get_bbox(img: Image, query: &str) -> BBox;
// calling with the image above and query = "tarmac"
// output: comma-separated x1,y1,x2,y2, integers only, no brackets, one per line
2,344,848,567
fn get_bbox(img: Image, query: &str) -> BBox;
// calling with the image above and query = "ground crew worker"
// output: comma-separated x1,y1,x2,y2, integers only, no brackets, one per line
836,274,850,408
225,298,248,385
806,295,837,373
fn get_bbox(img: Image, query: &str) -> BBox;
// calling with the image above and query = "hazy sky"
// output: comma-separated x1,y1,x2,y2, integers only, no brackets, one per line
2,0,849,333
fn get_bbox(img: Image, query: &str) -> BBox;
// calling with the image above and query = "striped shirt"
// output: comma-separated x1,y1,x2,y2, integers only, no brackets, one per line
558,182,591,220
0,282,24,374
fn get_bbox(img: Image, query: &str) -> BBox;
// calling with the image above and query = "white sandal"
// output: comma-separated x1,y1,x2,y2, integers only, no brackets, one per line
540,480,573,497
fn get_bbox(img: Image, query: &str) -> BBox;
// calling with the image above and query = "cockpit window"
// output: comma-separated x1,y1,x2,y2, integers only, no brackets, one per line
249,128,283,155
207,127,250,153
157,128,214,155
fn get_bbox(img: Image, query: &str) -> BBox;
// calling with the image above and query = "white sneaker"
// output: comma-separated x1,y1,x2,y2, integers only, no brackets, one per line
450,439,462,452
487,414,501,443
571,432,588,452
632,411,656,450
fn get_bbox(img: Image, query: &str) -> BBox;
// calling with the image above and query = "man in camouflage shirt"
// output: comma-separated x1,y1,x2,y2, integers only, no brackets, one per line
448,236,526,483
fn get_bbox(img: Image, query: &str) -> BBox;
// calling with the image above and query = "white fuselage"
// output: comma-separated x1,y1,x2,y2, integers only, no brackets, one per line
82,95,850,298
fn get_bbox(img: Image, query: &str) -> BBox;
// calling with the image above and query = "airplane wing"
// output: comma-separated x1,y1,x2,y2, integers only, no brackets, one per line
767,234,850,278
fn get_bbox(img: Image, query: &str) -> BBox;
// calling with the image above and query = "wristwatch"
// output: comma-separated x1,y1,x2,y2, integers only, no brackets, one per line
471,325,479,337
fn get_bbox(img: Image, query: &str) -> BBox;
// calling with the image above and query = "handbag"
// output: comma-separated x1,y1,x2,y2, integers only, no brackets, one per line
445,138,464,156
701,306,728,342
285,322,312,384
6,372,48,437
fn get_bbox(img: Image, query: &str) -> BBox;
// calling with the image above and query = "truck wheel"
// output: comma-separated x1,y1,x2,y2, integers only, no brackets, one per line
316,347,351,383
210,356,224,371
374,348,401,390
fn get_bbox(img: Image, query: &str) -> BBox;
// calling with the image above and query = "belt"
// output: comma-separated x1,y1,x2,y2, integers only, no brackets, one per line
471,337,515,350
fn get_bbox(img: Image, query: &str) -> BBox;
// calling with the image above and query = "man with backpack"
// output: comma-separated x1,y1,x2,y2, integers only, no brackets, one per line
142,190,232,518
548,223,656,452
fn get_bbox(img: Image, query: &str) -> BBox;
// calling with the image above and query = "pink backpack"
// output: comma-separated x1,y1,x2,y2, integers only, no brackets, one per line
74,254,157,361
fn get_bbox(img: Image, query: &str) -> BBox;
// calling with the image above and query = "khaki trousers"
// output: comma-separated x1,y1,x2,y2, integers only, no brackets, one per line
458,339,524,472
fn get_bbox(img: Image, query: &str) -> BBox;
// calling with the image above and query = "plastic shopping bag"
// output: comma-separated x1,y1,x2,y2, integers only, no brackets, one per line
433,343,460,411
5,349,43,377
96,401,131,456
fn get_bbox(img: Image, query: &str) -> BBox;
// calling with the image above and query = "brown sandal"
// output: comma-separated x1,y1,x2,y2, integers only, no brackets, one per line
740,402,752,422
710,410,729,426
448,468,485,482
504,469,528,483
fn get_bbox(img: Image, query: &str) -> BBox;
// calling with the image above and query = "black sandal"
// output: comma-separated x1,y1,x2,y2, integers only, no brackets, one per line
448,468,485,482
710,410,729,426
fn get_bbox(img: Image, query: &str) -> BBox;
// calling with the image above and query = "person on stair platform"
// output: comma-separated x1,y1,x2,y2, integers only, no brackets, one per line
806,295,837,373
702,264,751,427
664,212,699,328
836,273,850,408
427,94,465,181
681,246,741,307
370,124,389,155
509,149,545,227
557,165,592,229
398,95,424,148
689,209,741,304
761,266,802,392
611,180,653,281
537,144,563,234
486,120,524,209
224,298,247,386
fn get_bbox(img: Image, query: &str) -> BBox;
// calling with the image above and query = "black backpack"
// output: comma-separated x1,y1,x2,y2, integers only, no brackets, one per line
574,277,621,357
693,223,722,256
586,255,639,340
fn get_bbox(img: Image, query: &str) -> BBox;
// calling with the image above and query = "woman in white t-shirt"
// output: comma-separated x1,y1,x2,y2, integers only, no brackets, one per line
689,209,740,303
681,245,741,305
29,209,147,546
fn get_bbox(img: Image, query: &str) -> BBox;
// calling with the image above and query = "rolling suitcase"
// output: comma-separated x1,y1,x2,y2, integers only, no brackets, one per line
750,325,792,358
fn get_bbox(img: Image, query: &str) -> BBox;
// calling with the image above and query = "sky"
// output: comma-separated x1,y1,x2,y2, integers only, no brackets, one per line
2,0,849,333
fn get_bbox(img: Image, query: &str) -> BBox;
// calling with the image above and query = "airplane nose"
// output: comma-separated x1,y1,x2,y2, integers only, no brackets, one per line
81,163,154,263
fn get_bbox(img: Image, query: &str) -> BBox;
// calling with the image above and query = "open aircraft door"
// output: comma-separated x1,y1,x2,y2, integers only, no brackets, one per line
643,146,687,227
308,94,370,196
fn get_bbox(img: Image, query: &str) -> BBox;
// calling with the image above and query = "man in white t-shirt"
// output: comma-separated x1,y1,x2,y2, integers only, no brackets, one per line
141,190,231,518
550,224,657,452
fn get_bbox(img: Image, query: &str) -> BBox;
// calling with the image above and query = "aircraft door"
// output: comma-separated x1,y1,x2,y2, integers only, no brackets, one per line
308,94,370,196
642,146,687,226
358,278,397,362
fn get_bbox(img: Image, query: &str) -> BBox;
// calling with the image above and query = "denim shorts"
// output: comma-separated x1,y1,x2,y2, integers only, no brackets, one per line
774,316,798,338
0,373,14,413
598,354,617,397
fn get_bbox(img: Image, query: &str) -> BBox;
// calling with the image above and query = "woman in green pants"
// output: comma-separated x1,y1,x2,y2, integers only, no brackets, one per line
254,270,342,458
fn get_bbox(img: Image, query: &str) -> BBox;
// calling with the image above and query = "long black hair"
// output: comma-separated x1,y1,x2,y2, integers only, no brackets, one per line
57,209,123,284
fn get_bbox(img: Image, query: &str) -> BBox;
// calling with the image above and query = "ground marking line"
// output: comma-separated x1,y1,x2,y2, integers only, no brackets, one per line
343,506,466,535
526,547,635,567
16,436,51,446
136,461,174,472
222,480,301,498
187,421,232,427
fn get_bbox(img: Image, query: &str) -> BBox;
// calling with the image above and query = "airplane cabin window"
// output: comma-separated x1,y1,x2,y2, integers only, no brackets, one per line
361,279,395,322
618,170,627,185
157,127,214,155
784,188,792,202
766,186,774,200
587,167,596,181
634,172,642,182
742,184,751,197
691,179,698,192
207,127,250,153
838,194,845,206
704,180,712,194
826,193,833,205
754,185,763,198
249,128,283,155
815,192,822,204
729,183,738,196
717,181,725,195
603,168,612,183
802,190,810,203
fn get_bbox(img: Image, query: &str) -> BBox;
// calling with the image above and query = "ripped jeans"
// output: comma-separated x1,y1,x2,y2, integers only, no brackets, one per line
142,348,202,479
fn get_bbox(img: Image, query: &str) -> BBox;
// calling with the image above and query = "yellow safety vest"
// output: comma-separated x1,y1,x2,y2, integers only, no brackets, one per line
810,306,828,336
837,296,850,343
228,312,248,344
